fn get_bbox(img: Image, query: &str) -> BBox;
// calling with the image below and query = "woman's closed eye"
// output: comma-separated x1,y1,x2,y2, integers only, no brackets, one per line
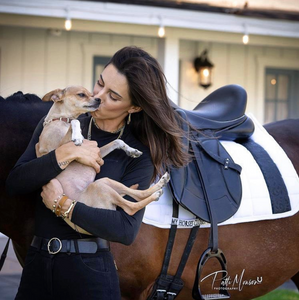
97,80,104,87
97,78,121,101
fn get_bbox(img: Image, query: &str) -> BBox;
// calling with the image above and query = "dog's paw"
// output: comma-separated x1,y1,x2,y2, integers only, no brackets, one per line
125,148,143,158
154,189,163,201
158,172,170,187
73,138,83,146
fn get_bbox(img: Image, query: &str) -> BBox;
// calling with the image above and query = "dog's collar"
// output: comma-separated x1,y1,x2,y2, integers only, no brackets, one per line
43,117,74,127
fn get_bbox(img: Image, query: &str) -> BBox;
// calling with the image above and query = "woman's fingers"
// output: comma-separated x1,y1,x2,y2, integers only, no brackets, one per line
41,179,64,210
56,140,104,172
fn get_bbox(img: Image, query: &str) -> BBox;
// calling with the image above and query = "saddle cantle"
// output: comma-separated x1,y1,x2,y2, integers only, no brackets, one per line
170,84,254,141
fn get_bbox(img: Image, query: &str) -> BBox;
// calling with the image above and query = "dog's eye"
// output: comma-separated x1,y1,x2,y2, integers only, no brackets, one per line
77,93,86,98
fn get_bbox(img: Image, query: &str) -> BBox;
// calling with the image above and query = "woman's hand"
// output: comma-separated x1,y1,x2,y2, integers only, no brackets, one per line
41,179,63,211
55,140,104,173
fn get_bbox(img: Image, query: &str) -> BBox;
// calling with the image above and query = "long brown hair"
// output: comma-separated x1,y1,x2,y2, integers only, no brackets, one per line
108,46,190,181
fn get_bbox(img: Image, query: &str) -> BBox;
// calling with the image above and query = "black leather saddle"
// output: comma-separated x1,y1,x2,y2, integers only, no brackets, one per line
170,84,254,140
168,85,254,299
169,84,254,224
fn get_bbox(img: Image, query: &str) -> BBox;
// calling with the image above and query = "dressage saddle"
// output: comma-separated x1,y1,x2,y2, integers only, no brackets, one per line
166,85,254,300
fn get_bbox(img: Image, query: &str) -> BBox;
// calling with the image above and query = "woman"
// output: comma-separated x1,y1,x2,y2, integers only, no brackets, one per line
6,46,189,300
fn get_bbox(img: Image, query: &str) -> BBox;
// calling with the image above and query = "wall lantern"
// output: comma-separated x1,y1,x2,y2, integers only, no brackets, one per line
194,50,214,89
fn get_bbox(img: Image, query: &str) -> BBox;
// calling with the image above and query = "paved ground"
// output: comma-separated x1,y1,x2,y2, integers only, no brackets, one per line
0,236,22,300
0,236,298,300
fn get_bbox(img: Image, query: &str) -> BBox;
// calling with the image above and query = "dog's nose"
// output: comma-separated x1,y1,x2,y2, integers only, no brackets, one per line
95,98,101,103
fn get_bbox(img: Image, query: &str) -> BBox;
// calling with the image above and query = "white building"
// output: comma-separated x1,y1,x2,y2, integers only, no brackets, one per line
0,0,298,123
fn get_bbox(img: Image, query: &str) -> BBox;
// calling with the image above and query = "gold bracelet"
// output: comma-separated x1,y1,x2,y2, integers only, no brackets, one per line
52,194,65,214
61,200,76,219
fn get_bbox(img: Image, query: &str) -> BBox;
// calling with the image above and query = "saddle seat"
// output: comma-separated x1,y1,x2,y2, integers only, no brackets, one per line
171,84,254,140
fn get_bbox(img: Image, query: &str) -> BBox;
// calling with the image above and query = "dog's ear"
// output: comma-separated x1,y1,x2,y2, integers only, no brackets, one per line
42,89,64,102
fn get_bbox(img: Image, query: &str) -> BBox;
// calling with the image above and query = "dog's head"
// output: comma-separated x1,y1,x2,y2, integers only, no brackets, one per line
42,86,100,118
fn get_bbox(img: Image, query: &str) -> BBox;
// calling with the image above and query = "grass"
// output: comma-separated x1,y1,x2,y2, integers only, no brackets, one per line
253,289,299,300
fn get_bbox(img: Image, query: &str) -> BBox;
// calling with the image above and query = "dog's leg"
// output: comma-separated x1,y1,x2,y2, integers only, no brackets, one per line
117,189,164,216
100,140,142,158
71,120,84,146
95,172,170,201
78,179,164,216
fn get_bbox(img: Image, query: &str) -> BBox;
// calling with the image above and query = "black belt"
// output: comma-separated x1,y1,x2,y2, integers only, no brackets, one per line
31,236,110,255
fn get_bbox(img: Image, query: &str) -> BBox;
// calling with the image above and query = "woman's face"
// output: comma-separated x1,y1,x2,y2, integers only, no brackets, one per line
92,63,136,121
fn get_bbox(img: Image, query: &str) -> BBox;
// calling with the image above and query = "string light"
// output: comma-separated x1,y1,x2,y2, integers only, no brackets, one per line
158,25,165,38
157,16,165,38
242,23,249,44
65,8,72,31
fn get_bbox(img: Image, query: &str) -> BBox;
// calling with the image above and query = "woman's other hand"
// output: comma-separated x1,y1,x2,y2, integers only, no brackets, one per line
55,140,104,173
41,179,63,211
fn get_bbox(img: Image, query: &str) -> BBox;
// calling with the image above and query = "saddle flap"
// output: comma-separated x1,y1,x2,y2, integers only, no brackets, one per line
169,136,242,223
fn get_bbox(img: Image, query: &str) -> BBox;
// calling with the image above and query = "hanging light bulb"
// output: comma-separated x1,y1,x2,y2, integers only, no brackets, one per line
157,16,165,38
65,17,72,31
65,8,72,31
158,25,165,38
242,24,249,44
242,34,249,44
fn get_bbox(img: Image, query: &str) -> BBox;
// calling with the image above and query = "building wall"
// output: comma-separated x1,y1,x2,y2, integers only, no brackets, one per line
1,25,299,123
0,26,158,98
179,40,299,122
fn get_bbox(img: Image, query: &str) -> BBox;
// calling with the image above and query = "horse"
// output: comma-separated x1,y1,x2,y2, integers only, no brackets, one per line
1,91,299,300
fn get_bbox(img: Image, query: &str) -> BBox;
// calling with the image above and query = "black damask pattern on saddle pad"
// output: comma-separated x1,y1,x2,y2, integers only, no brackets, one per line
239,139,291,214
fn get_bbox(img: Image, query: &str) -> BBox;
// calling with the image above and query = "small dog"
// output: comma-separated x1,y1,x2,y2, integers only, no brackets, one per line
36,86,170,234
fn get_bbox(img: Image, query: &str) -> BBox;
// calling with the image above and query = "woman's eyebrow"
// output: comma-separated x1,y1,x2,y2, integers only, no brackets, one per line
100,74,122,98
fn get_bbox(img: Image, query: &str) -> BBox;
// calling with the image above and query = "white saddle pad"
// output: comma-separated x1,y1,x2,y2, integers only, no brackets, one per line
143,114,299,229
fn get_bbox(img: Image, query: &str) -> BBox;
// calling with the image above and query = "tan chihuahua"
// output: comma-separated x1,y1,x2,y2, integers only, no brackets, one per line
36,86,170,234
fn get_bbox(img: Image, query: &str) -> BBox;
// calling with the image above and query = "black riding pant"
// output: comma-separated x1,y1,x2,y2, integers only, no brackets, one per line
15,246,121,300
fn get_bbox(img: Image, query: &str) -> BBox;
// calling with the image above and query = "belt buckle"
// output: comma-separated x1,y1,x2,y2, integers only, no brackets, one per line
47,237,62,254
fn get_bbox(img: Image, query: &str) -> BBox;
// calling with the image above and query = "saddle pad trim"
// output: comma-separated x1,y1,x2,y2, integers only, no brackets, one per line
239,139,291,214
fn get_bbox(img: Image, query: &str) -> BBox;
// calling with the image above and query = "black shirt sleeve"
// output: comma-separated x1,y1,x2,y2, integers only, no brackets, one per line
71,154,154,245
6,117,63,196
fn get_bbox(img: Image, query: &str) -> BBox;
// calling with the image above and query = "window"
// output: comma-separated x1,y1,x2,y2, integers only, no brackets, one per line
264,68,299,123
93,56,111,87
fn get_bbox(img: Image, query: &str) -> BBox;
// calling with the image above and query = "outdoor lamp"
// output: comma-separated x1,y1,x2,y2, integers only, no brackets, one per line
194,50,214,89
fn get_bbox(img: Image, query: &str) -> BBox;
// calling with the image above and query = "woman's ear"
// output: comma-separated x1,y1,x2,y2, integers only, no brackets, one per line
129,106,142,114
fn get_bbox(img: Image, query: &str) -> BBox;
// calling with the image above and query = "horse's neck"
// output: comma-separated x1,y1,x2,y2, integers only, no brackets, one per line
56,162,96,200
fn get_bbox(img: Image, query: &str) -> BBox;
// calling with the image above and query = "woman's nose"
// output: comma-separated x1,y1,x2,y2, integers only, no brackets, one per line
93,89,104,99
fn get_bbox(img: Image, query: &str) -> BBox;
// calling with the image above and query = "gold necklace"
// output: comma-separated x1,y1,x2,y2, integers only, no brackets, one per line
87,117,125,141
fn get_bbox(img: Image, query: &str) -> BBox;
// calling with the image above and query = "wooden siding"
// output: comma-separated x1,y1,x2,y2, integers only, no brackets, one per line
0,25,298,123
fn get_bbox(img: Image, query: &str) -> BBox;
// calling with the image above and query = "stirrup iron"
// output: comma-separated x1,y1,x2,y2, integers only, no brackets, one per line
192,248,230,300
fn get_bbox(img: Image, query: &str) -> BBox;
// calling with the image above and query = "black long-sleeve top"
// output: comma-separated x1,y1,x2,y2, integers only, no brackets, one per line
6,115,154,245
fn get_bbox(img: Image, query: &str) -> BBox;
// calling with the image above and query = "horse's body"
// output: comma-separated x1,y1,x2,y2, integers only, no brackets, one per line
1,93,298,300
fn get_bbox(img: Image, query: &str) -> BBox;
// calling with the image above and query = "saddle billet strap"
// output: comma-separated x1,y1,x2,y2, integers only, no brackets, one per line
147,201,178,300
148,201,200,300
168,225,199,295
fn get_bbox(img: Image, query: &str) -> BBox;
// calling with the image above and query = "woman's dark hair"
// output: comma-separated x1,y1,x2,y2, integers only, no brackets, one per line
108,46,190,181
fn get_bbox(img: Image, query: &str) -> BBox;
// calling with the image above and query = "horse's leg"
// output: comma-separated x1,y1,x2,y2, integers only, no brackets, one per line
291,272,299,291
